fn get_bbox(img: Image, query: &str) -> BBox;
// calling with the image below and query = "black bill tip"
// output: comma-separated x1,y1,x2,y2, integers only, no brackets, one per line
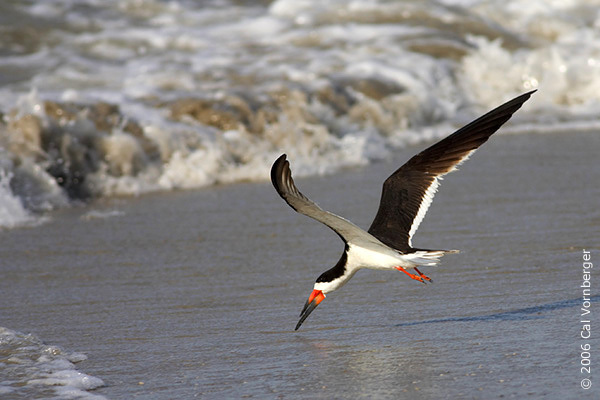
294,290,325,331
295,298,320,330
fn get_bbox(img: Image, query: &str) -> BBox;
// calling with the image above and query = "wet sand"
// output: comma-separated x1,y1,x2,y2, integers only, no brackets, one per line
1,131,599,399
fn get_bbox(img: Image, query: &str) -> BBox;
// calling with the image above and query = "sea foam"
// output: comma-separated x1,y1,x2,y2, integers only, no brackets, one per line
0,327,106,399
0,171,35,229
0,0,598,228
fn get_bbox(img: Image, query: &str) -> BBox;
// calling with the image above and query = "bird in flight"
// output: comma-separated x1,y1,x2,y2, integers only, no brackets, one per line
271,91,535,330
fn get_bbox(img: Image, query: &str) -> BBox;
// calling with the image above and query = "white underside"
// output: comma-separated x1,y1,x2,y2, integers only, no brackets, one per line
313,242,455,293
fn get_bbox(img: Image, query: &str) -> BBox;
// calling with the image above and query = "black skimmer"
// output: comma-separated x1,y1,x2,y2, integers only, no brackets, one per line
271,91,535,330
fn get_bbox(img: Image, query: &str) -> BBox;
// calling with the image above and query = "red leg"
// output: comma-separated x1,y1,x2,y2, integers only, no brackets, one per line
414,267,433,283
395,266,427,284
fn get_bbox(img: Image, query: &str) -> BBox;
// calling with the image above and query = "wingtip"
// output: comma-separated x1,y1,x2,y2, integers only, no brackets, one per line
515,89,536,104
271,153,288,188
274,154,288,171
523,89,537,99
510,90,536,106
272,153,287,168
506,89,536,115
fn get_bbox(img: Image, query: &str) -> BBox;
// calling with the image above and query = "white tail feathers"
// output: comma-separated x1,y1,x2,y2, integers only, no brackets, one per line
404,249,460,266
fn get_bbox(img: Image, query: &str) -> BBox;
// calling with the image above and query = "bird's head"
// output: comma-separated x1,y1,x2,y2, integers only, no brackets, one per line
295,275,349,330
295,252,354,330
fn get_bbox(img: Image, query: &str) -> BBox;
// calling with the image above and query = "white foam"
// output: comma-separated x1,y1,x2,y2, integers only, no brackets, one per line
0,0,598,215
0,170,37,229
158,147,223,189
101,130,147,176
0,327,106,399
80,209,125,221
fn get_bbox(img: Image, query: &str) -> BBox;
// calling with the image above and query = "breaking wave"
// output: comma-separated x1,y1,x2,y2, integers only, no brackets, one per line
1,0,599,227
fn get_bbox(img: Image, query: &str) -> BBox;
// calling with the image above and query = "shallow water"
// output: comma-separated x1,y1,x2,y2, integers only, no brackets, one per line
1,130,598,398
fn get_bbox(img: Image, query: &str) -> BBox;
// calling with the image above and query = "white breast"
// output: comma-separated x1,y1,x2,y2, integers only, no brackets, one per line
312,242,420,294
346,243,410,271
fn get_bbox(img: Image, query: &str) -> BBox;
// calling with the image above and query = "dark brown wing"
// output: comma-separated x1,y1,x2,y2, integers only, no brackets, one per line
367,90,535,252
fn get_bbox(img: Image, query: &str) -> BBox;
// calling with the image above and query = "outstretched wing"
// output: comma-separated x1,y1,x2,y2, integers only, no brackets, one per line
271,154,376,245
368,90,535,252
